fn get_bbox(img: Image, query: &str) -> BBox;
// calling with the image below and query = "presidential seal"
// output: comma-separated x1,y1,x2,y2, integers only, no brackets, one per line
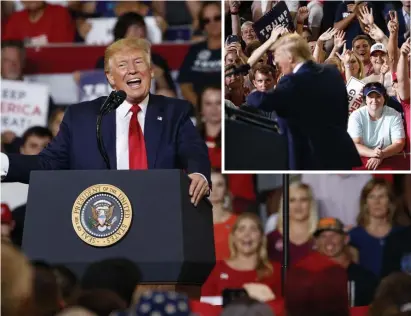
72,184,132,247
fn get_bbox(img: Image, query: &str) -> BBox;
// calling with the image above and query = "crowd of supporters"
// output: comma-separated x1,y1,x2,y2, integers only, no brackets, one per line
224,0,410,170
2,174,411,315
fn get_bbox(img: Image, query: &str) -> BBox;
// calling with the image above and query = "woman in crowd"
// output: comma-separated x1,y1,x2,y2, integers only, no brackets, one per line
209,170,237,261
178,1,221,108
266,182,318,264
197,85,221,168
204,80,255,213
349,178,403,279
324,57,344,75
348,82,406,170
201,213,282,298
339,50,365,82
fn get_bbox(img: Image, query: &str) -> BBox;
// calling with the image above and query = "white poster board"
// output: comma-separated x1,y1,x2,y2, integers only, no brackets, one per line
85,16,162,45
346,77,365,115
1,80,49,136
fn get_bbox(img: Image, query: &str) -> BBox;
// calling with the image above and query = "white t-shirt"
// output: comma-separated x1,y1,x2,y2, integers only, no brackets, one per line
348,105,405,149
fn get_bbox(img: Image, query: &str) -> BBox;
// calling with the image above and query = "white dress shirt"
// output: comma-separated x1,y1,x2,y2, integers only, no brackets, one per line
293,62,305,74
116,94,149,169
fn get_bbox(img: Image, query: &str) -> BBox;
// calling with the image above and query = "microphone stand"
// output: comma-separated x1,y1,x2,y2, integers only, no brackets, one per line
282,174,290,295
96,91,127,170
96,111,111,170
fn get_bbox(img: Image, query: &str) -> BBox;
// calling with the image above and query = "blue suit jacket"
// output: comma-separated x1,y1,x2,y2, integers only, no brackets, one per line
5,94,211,184
247,61,362,170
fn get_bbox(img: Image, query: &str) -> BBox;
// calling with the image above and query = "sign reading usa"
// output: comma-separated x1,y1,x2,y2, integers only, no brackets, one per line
1,80,49,136
253,1,295,43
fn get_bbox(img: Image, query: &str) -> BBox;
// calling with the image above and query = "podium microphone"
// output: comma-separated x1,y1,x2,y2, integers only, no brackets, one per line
97,90,127,169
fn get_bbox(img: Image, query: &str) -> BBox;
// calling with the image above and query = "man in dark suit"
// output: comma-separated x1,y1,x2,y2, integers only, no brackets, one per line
1,38,211,206
246,27,361,170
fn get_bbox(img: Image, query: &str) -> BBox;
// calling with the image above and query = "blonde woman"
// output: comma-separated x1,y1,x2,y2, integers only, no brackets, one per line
201,213,282,298
209,170,237,261
324,57,344,76
266,182,318,264
339,50,365,82
349,178,402,278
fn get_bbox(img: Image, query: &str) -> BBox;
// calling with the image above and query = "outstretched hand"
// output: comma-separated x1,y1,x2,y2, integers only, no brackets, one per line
269,25,287,44
318,27,337,42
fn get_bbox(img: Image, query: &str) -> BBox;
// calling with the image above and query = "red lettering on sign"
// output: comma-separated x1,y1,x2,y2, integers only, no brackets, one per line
0,102,43,116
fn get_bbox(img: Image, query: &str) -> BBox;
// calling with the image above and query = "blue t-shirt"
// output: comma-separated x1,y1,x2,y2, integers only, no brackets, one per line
349,225,404,278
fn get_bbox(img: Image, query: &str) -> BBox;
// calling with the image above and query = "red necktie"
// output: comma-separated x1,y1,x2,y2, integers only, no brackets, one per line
128,104,148,169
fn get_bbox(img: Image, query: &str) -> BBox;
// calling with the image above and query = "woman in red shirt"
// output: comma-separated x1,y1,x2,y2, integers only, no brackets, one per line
202,213,282,298
210,170,237,261
197,85,222,169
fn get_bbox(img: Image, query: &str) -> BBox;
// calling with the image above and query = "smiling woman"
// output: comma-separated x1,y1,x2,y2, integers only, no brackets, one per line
201,213,282,299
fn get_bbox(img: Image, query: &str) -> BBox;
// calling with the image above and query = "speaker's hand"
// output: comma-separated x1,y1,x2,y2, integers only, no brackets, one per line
188,173,210,206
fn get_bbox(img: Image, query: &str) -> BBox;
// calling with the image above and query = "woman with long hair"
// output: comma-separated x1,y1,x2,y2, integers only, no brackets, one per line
210,170,237,261
349,178,403,278
340,50,365,82
197,85,221,169
201,213,282,298
266,182,318,264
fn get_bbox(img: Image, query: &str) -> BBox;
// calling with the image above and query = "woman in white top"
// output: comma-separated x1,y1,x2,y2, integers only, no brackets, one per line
348,82,405,170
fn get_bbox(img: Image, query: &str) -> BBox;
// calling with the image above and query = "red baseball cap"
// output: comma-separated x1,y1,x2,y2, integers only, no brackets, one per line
1,203,12,224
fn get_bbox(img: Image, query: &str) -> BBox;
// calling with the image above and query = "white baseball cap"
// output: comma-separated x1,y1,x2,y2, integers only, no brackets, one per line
370,43,387,55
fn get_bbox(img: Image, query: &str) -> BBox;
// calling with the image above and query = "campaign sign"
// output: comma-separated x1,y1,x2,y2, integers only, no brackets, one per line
346,77,365,115
1,80,49,136
78,70,112,102
253,1,294,43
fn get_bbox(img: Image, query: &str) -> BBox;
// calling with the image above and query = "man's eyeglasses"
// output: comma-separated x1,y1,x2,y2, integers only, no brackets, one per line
203,15,221,25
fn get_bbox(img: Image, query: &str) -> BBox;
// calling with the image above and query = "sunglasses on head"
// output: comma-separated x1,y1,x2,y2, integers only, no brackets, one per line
203,15,221,24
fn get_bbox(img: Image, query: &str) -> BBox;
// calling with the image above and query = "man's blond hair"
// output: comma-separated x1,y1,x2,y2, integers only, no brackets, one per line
104,37,152,73
1,241,33,316
272,33,314,63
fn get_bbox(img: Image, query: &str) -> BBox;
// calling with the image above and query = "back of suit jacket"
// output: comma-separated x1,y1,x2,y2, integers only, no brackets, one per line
248,61,361,170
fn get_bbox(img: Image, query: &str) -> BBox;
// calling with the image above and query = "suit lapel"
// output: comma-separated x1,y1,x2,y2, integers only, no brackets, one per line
101,110,117,169
144,94,164,169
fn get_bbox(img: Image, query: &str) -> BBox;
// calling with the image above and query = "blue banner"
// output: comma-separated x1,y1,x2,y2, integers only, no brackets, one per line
78,70,112,102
